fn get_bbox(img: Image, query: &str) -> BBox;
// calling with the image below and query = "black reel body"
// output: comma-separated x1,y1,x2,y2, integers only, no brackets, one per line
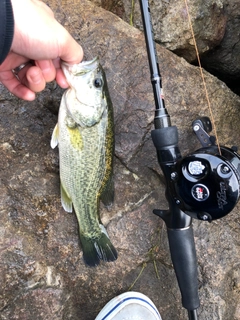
175,145,240,221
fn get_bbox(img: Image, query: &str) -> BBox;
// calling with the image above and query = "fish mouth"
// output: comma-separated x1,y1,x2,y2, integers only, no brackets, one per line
79,56,98,67
61,57,99,75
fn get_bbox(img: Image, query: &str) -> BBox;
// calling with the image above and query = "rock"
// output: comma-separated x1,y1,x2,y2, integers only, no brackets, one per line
201,0,240,92
1,0,240,319
104,0,227,62
100,0,240,93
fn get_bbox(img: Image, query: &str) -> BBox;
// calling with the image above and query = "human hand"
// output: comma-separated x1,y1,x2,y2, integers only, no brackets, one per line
0,0,83,101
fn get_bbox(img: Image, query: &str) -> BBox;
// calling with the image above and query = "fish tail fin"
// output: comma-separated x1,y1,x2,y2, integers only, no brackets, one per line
80,225,118,267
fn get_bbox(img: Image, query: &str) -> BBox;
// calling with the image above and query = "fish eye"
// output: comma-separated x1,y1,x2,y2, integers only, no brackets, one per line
94,78,103,88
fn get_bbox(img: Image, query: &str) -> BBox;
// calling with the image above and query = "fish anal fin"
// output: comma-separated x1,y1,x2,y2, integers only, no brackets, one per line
80,225,117,267
100,175,114,208
50,123,59,149
60,183,72,213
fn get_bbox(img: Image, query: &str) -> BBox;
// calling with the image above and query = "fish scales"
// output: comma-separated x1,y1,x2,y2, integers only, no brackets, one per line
60,113,105,235
51,57,117,266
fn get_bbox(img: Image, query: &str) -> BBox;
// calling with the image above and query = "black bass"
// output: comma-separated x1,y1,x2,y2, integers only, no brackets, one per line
51,57,117,267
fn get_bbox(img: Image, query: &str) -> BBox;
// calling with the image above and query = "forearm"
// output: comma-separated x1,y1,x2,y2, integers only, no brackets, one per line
0,0,14,64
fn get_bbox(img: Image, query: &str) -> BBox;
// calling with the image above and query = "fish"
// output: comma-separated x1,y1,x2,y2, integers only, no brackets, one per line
51,57,117,267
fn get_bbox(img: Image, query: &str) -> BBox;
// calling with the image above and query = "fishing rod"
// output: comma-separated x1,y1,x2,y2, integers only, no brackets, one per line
139,0,240,319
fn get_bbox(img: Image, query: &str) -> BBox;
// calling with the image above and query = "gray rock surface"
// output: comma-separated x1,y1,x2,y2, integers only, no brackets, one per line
103,0,240,90
1,0,240,319
201,0,240,85
125,0,226,62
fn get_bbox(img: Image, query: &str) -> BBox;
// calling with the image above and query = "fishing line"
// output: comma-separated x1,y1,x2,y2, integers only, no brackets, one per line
183,0,222,155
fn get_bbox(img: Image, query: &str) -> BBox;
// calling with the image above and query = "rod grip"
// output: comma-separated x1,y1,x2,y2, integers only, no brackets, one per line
167,226,200,311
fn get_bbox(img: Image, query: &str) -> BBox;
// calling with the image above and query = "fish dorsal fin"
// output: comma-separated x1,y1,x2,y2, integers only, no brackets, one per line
60,183,73,213
50,123,59,149
100,174,114,208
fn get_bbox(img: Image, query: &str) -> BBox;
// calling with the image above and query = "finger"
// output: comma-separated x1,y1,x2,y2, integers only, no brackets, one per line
0,52,30,73
35,59,56,82
25,66,46,93
55,68,69,88
0,70,36,100
53,57,69,88
58,27,84,64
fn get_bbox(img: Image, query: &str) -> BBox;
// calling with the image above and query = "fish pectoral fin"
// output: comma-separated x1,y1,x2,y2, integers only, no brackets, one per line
100,175,114,208
80,225,118,267
60,183,73,213
50,123,59,149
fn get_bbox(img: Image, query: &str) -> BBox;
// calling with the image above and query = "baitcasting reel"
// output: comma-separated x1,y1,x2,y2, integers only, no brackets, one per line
174,117,240,221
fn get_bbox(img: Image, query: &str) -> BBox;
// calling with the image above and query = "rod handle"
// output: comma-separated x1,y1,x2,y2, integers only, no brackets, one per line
167,226,200,311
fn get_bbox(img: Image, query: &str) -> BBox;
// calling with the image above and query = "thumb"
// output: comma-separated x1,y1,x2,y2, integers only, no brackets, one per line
58,27,84,65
